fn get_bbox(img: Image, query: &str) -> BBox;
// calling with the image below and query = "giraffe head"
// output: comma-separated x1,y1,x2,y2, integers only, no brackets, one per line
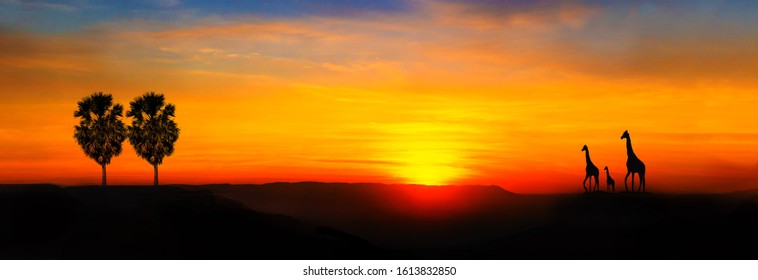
621,130,630,140
581,145,588,152
604,166,608,171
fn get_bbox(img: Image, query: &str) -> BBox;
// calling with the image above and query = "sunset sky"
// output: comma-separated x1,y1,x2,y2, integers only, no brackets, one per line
1,0,757,193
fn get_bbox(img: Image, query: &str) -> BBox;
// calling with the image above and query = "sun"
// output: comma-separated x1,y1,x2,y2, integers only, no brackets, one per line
370,122,476,186
396,162,468,186
384,141,470,186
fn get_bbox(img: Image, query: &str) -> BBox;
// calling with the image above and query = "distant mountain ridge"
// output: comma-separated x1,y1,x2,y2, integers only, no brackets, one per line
183,181,519,216
166,181,515,193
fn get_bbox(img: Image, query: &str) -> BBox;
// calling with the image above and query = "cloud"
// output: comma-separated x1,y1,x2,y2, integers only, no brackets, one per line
433,0,597,29
312,159,400,166
7,0,758,91
149,0,179,8
5,0,80,12
0,29,104,78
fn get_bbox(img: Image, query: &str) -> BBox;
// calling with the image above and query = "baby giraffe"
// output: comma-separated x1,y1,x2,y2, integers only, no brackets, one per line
603,166,615,192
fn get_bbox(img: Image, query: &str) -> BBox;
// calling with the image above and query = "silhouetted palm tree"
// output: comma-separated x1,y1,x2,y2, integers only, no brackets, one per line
73,92,127,187
126,92,180,186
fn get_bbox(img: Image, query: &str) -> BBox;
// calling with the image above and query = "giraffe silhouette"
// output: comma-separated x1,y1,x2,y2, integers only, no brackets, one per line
603,166,615,192
581,145,599,193
621,130,646,192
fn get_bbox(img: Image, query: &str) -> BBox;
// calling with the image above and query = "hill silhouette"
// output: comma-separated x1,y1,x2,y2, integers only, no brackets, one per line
1,183,758,259
184,182,524,246
0,184,390,259
189,183,758,259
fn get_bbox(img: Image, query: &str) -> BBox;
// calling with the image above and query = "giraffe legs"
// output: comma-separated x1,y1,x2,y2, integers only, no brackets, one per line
631,172,636,192
583,175,589,193
639,172,646,193
624,171,631,192
594,175,599,192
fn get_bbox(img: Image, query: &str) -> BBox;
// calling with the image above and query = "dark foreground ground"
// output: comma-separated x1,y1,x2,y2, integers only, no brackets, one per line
0,183,757,259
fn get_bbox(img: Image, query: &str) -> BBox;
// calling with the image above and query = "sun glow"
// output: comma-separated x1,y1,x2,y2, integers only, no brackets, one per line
380,140,471,186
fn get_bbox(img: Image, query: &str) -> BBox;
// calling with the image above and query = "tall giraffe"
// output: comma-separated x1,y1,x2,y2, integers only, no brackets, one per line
621,130,646,192
581,145,599,193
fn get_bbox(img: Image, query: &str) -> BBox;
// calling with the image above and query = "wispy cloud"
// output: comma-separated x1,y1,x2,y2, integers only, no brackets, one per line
5,0,80,12
150,0,180,8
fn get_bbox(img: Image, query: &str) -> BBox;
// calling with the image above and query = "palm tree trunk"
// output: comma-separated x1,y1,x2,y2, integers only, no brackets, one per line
102,164,106,187
153,164,158,186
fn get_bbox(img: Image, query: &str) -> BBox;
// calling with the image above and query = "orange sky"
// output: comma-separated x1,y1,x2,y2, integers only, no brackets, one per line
1,1,757,193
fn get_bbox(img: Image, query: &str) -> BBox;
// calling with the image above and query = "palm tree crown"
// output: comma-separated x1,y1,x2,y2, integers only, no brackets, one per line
73,92,127,186
126,92,179,185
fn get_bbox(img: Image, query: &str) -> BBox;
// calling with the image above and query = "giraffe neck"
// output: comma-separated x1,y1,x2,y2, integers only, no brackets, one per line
584,149,593,165
625,137,636,157
605,169,611,176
